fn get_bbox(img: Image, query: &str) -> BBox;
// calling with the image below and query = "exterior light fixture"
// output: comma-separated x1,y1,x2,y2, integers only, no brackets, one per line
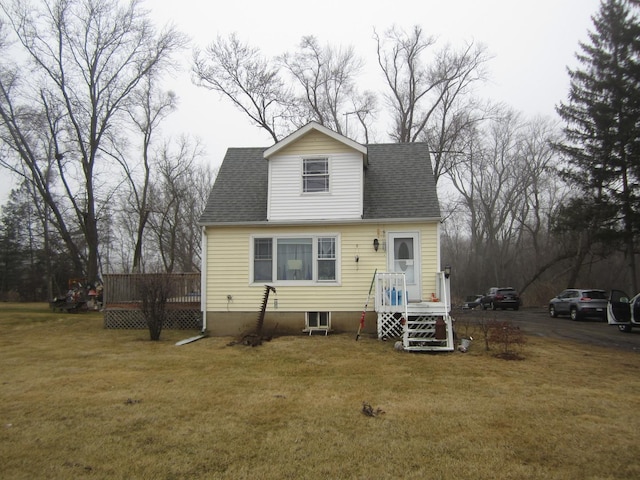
444,265,452,279
373,238,379,252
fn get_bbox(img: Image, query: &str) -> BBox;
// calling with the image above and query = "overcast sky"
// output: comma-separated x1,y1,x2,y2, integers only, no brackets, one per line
0,0,602,203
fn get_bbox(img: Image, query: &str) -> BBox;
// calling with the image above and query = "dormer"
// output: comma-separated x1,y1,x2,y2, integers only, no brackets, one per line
264,122,368,222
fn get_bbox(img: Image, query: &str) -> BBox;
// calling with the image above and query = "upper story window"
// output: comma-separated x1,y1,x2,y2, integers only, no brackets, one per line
303,158,329,193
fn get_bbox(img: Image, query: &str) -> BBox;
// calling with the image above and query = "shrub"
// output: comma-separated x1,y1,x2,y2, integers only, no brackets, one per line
138,274,174,341
488,320,526,359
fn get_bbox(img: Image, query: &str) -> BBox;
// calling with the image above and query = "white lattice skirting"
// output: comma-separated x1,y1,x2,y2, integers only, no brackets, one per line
377,311,405,339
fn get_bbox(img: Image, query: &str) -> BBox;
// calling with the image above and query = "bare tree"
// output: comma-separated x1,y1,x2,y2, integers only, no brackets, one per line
375,25,490,147
280,35,375,140
0,0,186,284
446,108,529,287
442,108,580,301
0,56,85,276
514,117,571,291
118,76,178,272
193,33,376,143
422,42,494,183
145,136,210,273
193,33,293,142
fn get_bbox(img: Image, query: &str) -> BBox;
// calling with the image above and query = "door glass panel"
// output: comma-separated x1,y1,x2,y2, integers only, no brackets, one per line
394,238,415,283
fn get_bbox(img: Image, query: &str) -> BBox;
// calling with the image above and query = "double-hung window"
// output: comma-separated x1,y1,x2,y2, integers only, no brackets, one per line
317,237,336,281
252,235,337,283
303,158,329,193
253,238,273,281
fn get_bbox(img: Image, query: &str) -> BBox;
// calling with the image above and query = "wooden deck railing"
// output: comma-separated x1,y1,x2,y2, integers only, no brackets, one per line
103,273,201,306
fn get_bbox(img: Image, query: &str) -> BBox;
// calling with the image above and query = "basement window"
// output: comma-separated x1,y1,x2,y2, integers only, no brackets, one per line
305,311,331,335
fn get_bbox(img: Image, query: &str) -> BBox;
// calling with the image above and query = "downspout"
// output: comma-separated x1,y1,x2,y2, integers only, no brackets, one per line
200,226,208,333
436,219,442,274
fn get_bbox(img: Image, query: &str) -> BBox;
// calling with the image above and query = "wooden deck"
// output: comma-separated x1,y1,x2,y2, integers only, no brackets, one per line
102,273,202,330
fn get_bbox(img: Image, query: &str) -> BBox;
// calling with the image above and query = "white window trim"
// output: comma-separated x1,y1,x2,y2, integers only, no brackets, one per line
301,157,331,195
250,233,341,285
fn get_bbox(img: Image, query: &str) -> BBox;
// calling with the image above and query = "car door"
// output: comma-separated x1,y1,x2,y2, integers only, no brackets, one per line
607,289,632,325
632,294,640,325
556,290,572,315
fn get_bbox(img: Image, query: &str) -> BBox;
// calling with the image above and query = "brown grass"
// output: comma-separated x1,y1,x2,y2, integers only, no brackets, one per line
1,303,640,479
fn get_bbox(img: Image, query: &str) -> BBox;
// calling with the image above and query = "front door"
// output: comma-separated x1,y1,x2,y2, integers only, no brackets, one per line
388,232,421,302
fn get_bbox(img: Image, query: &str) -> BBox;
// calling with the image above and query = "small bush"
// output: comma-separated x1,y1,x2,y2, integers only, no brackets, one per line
488,320,526,360
138,274,174,341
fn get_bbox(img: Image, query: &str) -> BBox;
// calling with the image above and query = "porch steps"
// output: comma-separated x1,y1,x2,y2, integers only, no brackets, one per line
403,315,454,352
376,305,455,352
374,272,454,352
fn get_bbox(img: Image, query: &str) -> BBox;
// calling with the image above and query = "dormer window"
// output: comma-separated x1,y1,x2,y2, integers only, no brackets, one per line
303,158,329,193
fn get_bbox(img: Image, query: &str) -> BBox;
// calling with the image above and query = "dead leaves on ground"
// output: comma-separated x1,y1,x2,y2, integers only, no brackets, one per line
362,402,385,417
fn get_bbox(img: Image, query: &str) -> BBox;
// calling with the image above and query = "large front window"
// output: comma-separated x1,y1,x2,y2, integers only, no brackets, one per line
278,238,312,280
252,235,337,283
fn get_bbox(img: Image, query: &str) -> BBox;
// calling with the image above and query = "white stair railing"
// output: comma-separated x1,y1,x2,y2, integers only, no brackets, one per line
375,273,408,339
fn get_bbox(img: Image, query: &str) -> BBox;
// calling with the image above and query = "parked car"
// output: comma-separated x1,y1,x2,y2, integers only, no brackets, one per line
481,287,521,310
548,288,608,321
462,295,483,310
607,289,640,333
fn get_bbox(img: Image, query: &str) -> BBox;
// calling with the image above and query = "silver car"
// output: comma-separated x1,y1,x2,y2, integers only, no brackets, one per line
548,289,608,320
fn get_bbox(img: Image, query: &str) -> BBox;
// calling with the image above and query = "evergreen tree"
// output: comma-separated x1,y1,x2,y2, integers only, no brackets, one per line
0,187,43,300
555,0,640,292
0,198,24,300
0,185,78,301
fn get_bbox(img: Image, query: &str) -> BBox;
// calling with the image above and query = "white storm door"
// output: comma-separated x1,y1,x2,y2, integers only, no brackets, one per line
388,232,421,302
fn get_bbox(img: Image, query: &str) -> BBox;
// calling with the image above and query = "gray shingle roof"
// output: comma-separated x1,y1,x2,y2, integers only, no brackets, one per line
198,142,440,225
363,143,440,219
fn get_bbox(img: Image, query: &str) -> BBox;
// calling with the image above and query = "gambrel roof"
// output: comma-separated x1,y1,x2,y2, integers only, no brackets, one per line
199,140,440,226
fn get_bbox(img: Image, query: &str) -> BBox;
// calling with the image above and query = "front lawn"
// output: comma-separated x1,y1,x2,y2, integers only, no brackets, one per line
1,303,639,479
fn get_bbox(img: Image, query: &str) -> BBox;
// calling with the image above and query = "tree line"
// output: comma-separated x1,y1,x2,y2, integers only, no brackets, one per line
0,0,638,304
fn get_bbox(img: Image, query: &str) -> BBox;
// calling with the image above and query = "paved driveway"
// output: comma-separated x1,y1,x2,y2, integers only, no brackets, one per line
454,307,640,353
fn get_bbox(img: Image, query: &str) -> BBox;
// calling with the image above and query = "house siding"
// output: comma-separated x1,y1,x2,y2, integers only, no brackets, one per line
267,131,363,221
276,129,356,156
203,221,439,335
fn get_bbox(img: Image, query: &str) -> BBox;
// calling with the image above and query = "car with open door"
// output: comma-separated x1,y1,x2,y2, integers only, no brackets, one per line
607,289,640,333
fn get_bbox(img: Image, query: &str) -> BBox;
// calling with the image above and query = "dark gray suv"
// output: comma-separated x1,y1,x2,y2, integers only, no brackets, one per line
481,287,521,310
548,289,608,320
